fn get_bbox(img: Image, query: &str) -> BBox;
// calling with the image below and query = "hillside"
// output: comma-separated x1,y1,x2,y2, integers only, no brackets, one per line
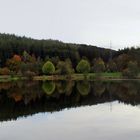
0,33,115,66
0,33,139,78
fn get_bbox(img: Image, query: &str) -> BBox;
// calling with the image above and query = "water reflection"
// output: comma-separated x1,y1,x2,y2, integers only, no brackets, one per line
77,81,91,96
0,80,140,122
42,81,56,95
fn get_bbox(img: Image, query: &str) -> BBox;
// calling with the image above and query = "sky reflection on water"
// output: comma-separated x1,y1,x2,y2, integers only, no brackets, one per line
0,101,140,140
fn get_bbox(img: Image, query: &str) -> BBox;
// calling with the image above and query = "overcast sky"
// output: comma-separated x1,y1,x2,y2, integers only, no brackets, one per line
0,0,140,50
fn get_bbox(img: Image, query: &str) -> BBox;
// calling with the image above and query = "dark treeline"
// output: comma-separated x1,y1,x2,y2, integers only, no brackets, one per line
0,33,114,67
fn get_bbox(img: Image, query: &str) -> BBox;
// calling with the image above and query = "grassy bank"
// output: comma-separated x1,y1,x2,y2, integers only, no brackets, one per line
34,72,122,81
0,75,27,82
1,72,140,82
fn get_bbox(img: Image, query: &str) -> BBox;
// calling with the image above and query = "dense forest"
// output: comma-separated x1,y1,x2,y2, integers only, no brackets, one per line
0,33,139,77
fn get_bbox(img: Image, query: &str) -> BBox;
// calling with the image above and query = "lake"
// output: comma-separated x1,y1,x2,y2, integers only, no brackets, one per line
0,80,140,140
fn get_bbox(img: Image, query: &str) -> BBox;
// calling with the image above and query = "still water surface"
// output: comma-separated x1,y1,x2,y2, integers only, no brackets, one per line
0,80,140,140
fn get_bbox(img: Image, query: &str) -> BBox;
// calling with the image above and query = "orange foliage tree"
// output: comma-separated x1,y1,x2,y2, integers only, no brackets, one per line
6,54,22,72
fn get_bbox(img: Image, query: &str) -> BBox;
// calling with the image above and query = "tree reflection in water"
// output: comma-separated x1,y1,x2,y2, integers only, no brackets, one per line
42,81,56,95
0,80,140,121
77,81,90,96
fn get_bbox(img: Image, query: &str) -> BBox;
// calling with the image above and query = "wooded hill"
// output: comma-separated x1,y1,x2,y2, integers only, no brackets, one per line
0,33,114,67
0,33,139,77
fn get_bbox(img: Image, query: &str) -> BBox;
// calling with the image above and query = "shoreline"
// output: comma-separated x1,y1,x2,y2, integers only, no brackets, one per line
0,73,140,82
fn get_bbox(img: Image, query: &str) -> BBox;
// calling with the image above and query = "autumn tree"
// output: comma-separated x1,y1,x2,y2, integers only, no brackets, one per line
22,51,31,62
122,61,139,78
107,60,117,72
13,55,22,62
116,54,131,71
42,61,55,75
56,59,74,75
6,54,22,73
76,59,90,73
93,58,105,73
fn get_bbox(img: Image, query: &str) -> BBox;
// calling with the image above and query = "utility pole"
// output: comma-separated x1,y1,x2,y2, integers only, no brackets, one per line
109,41,112,61
109,41,112,112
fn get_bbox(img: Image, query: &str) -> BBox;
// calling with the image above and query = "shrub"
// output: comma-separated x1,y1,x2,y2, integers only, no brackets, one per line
76,59,90,73
0,67,10,75
20,61,43,75
42,61,55,75
24,71,36,79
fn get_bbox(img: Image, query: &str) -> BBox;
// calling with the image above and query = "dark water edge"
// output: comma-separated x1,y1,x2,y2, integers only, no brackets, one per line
0,80,140,122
